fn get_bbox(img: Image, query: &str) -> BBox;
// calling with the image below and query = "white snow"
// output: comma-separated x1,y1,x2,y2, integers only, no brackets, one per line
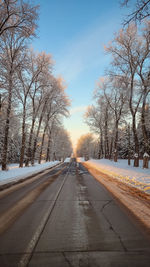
64,157,71,163
1,158,150,194
78,158,150,194
0,161,60,186
77,157,85,162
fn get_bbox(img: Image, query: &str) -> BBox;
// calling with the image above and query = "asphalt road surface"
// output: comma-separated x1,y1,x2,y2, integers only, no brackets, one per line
0,159,150,267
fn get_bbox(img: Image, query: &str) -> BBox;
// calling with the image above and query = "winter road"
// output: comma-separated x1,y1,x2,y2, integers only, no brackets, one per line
0,159,150,266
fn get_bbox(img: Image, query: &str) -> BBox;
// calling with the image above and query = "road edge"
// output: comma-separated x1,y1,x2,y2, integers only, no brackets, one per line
0,162,62,191
82,162,150,240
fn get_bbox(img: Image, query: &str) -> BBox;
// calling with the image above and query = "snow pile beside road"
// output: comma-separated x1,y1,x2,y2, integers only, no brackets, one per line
77,157,85,162
64,158,71,162
0,161,60,186
79,159,150,194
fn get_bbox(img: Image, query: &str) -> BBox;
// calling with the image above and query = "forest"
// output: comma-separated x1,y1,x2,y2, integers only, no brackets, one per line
0,0,72,170
76,2,150,169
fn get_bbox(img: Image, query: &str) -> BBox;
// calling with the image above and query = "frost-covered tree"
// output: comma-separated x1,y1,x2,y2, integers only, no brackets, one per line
0,0,38,37
118,123,135,162
105,24,146,167
76,134,95,161
51,127,72,161
0,0,38,170
15,51,53,167
97,76,128,162
31,76,70,165
38,78,70,164
136,21,150,167
85,105,104,159
0,29,28,170
121,0,150,24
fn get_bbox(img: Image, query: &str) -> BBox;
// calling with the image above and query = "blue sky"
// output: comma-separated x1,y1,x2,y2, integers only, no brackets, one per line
32,0,132,147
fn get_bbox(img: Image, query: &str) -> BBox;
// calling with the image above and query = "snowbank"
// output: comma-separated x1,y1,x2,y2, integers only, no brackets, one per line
77,157,85,162
64,158,71,163
0,161,60,186
78,158,150,194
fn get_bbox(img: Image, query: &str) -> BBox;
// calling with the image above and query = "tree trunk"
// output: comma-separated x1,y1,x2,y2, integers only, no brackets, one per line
113,122,118,162
53,152,56,161
0,94,2,112
132,114,139,167
97,132,101,159
129,78,139,167
104,106,109,159
109,135,114,160
1,76,13,170
141,94,149,168
38,124,47,164
128,124,131,166
46,130,52,162
143,153,149,168
98,141,101,159
31,114,43,165
100,127,104,158
31,100,48,165
25,118,35,166
19,101,26,167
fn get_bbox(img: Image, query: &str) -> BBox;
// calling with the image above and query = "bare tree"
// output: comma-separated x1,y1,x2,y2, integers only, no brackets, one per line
0,0,38,37
105,24,144,167
45,117,58,162
24,53,53,166
0,1,38,170
121,0,150,24
15,51,53,167
0,29,27,170
31,76,69,165
51,126,72,162
102,76,128,162
76,134,94,161
85,86,114,160
94,79,114,159
136,21,150,167
85,105,104,159
38,77,69,164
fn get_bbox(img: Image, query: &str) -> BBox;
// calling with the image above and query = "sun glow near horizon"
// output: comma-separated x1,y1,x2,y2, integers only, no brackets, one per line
64,105,90,150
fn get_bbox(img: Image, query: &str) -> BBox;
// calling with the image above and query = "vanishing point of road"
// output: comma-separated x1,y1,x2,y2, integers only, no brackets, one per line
0,159,150,266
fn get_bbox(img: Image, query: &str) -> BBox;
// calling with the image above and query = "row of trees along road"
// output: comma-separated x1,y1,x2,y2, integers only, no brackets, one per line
0,0,72,170
76,134,100,161
84,3,150,168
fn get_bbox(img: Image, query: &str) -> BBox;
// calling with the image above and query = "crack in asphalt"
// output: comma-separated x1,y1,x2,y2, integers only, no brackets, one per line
76,165,128,253
0,248,149,255
100,200,127,252
62,252,74,267
63,252,91,267
101,200,112,212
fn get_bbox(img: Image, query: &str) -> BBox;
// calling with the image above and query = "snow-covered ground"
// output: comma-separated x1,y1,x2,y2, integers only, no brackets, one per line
64,157,71,163
78,158,150,194
0,161,60,186
1,158,150,194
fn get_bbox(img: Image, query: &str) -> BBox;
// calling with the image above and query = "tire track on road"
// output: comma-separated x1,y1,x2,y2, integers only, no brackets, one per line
18,162,72,267
0,167,65,235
